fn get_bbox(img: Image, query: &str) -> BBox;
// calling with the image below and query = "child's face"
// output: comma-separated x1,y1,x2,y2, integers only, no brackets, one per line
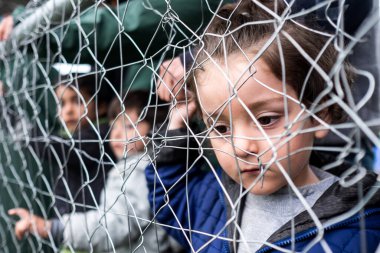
55,85,96,133
109,109,150,160
197,56,328,195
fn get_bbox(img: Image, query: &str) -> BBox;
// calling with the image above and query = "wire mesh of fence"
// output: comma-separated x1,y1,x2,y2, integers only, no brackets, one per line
0,0,380,252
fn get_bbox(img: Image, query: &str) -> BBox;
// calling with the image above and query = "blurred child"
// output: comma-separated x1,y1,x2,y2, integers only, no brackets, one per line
9,90,174,252
49,72,115,215
146,1,380,253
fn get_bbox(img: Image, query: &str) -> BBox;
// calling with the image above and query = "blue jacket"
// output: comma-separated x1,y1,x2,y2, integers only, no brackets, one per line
146,129,380,253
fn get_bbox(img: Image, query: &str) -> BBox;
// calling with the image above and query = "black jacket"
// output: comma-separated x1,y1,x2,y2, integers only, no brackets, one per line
33,121,115,215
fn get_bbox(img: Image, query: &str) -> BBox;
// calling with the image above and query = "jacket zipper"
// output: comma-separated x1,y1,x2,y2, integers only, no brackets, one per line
257,208,380,253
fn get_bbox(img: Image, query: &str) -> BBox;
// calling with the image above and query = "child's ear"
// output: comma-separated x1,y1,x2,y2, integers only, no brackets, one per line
313,110,331,139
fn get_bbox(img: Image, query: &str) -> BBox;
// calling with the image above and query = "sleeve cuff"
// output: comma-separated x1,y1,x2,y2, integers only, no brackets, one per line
50,218,64,246
151,127,200,166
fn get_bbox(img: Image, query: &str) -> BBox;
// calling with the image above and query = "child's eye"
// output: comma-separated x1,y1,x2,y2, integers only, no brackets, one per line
125,124,135,130
257,115,280,126
70,96,80,105
213,124,230,135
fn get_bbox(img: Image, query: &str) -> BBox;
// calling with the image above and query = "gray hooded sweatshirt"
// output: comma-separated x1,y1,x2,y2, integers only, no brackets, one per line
51,153,172,252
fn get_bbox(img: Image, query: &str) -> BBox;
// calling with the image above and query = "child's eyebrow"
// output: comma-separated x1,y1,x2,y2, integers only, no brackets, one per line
203,96,285,117
69,93,79,101
246,97,285,111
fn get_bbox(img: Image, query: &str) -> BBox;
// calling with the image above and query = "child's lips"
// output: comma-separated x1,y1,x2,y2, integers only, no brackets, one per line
65,120,78,126
112,143,125,149
241,168,261,174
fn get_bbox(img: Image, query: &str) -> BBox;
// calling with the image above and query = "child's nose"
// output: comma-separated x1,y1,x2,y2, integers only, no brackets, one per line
233,132,259,158
63,103,75,116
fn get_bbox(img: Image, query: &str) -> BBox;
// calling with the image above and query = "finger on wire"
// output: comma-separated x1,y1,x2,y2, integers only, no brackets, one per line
0,16,14,41
14,218,31,240
8,208,32,240
8,208,30,219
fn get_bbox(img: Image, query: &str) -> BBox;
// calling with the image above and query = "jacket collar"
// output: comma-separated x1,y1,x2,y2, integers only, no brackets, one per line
220,164,380,251
266,167,380,244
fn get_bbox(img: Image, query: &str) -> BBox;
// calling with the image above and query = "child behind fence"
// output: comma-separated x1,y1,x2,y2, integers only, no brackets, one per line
146,1,380,253
29,70,116,217
9,90,182,252
53,72,116,215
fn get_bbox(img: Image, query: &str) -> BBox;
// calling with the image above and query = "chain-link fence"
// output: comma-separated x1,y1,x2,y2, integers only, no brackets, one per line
0,0,379,252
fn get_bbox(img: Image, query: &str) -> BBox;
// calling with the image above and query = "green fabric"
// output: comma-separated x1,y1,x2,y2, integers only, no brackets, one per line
0,57,57,253
11,0,233,94
123,60,159,91
47,0,232,65
60,248,86,253
11,6,26,24
0,54,58,126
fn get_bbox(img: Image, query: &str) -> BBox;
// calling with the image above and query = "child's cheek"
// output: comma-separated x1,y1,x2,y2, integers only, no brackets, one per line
79,104,86,118
212,142,237,173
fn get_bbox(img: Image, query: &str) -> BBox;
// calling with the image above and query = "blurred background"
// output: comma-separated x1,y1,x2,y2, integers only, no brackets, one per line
0,0,29,16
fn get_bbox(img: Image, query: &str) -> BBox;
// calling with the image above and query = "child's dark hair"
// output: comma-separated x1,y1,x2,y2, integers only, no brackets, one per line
74,73,114,107
58,71,116,116
108,90,168,127
190,0,354,123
